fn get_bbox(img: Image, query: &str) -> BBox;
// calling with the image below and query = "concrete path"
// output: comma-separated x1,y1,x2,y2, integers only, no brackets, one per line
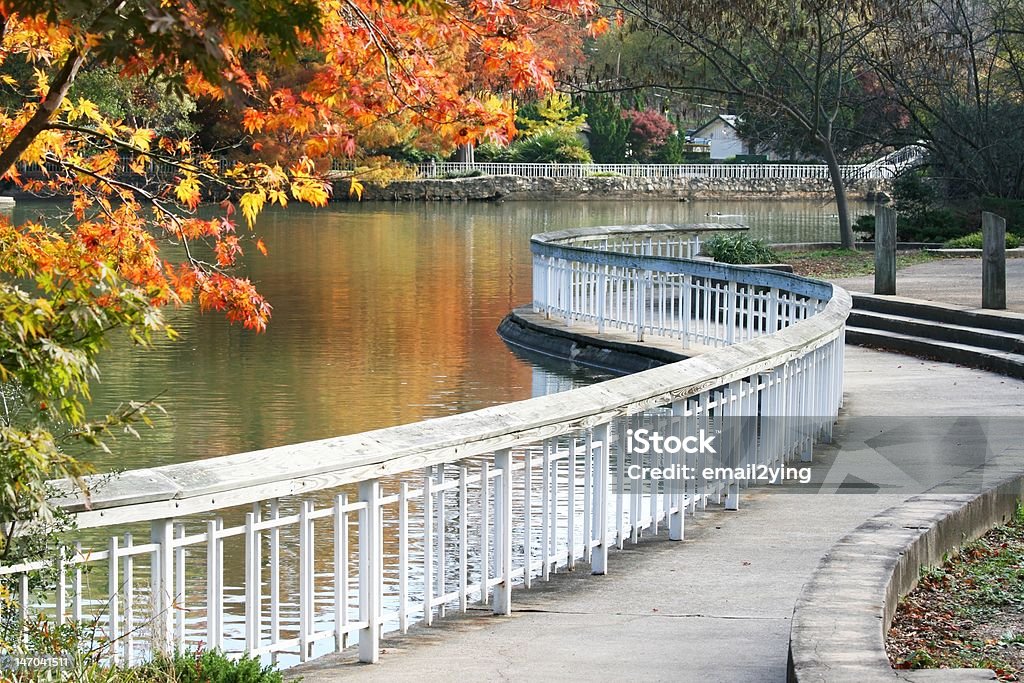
288,346,1024,682
833,256,1024,313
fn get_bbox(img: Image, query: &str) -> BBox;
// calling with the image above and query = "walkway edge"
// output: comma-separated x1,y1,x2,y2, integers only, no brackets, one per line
497,307,685,374
787,449,1024,682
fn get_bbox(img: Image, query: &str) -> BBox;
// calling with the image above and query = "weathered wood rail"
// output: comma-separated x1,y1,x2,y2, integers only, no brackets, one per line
1,223,850,670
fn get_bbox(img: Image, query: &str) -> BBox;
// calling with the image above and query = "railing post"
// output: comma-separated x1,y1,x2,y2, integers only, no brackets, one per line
149,518,174,656
591,422,611,575
358,479,382,663
874,205,897,295
982,211,1007,310
493,449,514,615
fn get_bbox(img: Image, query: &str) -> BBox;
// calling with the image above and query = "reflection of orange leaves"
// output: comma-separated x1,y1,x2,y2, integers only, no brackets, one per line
255,238,268,256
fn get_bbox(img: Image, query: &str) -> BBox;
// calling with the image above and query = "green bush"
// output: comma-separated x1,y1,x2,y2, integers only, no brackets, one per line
979,196,1024,236
943,231,1021,249
890,174,969,242
507,130,592,163
854,214,876,236
473,130,591,164
139,649,284,683
440,169,484,179
701,234,778,264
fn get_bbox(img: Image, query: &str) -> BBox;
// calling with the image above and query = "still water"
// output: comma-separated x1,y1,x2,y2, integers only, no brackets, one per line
11,198,868,471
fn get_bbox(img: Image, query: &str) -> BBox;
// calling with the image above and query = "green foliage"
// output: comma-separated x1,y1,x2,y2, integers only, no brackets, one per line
480,129,592,164
944,231,1022,249
69,67,198,137
701,234,777,264
856,176,969,243
581,94,629,163
516,93,586,138
138,649,284,683
508,130,591,163
0,225,168,557
440,169,484,179
653,130,687,164
854,214,876,237
979,197,1024,237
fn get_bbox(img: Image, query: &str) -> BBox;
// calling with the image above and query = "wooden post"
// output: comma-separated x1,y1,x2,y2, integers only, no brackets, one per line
874,205,897,295
982,212,1007,310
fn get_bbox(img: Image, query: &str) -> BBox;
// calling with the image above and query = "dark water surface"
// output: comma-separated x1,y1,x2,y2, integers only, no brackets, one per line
10,198,868,471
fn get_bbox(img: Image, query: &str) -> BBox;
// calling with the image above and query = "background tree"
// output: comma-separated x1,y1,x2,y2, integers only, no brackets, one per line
584,0,889,248
867,0,1024,204
580,93,629,162
623,108,675,161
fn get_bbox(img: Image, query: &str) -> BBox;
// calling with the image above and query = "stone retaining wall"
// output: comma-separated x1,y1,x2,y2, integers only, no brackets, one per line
338,175,890,202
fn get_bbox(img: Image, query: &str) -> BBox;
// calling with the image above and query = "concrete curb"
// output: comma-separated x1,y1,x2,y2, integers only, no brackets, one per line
787,450,1024,682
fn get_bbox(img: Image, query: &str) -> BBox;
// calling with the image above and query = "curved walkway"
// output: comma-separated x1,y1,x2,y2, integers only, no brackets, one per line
290,350,1024,681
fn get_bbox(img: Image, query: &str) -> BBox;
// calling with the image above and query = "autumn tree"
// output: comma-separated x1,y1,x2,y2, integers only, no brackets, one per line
623,108,675,161
0,0,599,556
583,1,889,248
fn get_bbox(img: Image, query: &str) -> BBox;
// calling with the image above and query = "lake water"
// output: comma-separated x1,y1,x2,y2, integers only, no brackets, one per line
9,198,869,472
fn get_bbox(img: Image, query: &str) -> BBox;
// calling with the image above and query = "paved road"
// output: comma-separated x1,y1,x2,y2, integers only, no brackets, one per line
833,255,1024,313
287,346,1024,683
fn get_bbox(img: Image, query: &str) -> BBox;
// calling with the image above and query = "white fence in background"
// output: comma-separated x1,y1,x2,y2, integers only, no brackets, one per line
1,224,850,671
416,161,900,181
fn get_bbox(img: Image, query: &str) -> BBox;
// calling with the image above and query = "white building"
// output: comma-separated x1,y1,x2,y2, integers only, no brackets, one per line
691,115,750,160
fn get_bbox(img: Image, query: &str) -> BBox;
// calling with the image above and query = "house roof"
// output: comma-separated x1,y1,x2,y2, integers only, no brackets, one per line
693,114,740,136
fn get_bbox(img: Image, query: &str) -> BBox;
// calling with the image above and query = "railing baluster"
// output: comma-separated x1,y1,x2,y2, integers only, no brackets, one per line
591,422,611,575
493,449,513,615
358,480,382,663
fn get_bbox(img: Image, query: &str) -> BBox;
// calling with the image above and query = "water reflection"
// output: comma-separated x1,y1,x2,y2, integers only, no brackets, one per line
7,198,869,473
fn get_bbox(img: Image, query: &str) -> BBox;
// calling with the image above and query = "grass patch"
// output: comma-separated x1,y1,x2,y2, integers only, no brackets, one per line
775,248,944,279
887,506,1024,680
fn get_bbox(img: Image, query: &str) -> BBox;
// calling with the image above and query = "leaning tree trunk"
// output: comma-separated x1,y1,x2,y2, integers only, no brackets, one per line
820,142,855,249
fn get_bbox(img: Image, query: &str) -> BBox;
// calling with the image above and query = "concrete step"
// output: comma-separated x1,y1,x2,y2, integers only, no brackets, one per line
851,293,1024,335
845,326,1024,379
848,310,1024,354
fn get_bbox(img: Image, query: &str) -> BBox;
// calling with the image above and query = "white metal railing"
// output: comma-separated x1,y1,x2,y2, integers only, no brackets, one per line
1,224,850,672
416,161,897,181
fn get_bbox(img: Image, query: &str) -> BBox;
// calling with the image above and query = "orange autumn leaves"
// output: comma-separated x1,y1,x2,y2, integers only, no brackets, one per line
0,0,600,333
